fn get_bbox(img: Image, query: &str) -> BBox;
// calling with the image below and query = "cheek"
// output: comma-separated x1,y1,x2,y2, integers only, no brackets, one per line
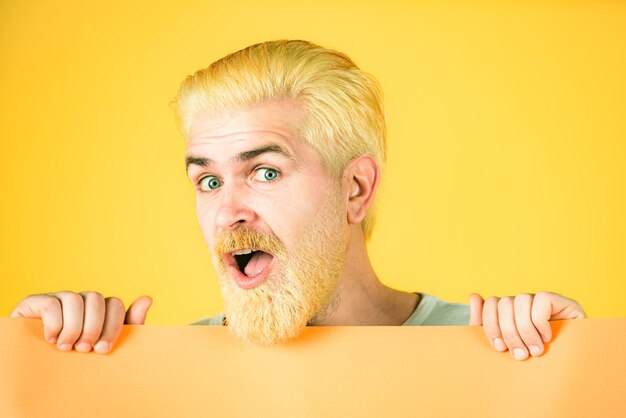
265,183,340,245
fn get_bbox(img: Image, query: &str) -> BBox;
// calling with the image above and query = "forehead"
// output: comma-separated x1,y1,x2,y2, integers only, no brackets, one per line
186,99,305,149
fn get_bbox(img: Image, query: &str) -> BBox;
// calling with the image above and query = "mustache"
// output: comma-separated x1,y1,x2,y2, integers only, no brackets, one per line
213,226,286,256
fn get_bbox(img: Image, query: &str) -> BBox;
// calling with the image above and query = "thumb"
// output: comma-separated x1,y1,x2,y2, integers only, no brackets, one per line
468,293,484,326
124,295,153,325
533,292,586,322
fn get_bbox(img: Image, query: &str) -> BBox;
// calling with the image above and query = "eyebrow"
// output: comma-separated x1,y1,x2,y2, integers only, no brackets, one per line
185,144,295,173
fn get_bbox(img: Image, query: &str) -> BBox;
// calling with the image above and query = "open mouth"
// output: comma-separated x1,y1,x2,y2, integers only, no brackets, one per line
231,249,274,278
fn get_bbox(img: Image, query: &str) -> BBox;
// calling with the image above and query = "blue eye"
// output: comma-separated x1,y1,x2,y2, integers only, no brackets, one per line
199,176,221,191
254,167,280,182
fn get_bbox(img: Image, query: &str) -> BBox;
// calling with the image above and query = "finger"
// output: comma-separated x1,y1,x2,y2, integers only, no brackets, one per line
10,294,64,344
74,292,106,353
513,293,545,357
541,291,587,320
10,294,44,318
40,297,64,344
93,297,126,354
124,295,153,325
531,291,586,344
498,296,529,360
50,291,85,351
468,293,484,326
530,291,556,343
482,297,507,352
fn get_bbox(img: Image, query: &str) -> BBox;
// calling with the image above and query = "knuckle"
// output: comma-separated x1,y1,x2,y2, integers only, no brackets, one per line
53,291,72,298
514,293,533,303
534,291,553,301
30,292,57,300
42,297,61,311
498,297,513,308
83,291,105,304
64,292,84,306
106,297,125,311
482,303,498,320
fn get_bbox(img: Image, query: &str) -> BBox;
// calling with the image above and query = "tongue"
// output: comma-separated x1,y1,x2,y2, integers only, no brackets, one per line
244,251,273,277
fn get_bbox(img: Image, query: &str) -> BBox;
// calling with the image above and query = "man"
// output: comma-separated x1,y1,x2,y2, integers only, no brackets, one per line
10,40,586,360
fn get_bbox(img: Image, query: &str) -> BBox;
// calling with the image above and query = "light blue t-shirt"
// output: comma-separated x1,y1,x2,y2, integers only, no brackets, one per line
191,293,470,326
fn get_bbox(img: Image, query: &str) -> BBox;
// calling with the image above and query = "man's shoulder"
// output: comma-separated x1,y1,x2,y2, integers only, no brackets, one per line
403,293,470,326
190,312,225,326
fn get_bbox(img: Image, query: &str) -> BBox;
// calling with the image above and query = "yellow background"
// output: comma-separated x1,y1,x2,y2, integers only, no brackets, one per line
1,1,624,323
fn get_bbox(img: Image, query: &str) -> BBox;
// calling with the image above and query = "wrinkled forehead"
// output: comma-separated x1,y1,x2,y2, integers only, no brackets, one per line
183,98,338,178
184,99,339,178
187,99,306,147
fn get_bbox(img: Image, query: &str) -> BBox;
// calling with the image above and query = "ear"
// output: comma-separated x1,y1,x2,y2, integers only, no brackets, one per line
343,155,380,226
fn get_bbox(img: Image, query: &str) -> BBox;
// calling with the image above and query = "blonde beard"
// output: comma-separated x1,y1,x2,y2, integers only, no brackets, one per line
212,191,347,345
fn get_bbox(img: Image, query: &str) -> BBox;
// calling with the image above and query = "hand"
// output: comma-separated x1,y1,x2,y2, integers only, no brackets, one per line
468,291,586,360
10,291,153,354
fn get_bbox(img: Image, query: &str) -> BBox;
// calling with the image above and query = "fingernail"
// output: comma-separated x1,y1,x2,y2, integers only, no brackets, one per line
513,348,527,360
58,343,72,351
75,342,92,352
94,341,109,353
529,345,542,356
542,335,550,343
48,337,57,344
493,338,506,351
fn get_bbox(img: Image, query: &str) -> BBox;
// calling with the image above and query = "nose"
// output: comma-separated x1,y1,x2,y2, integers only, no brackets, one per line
214,181,257,233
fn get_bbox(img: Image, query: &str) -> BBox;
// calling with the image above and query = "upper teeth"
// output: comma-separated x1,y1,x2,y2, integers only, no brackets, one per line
233,249,253,255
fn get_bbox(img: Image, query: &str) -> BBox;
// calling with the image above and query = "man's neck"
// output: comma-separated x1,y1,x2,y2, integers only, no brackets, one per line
308,226,420,326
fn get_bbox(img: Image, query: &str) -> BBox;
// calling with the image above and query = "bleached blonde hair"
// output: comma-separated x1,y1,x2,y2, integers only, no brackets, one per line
172,40,386,239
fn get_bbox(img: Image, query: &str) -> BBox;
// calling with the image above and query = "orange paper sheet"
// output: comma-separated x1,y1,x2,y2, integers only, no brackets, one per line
0,318,624,418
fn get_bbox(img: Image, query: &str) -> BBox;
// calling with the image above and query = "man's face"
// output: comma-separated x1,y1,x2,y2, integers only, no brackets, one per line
185,99,349,345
